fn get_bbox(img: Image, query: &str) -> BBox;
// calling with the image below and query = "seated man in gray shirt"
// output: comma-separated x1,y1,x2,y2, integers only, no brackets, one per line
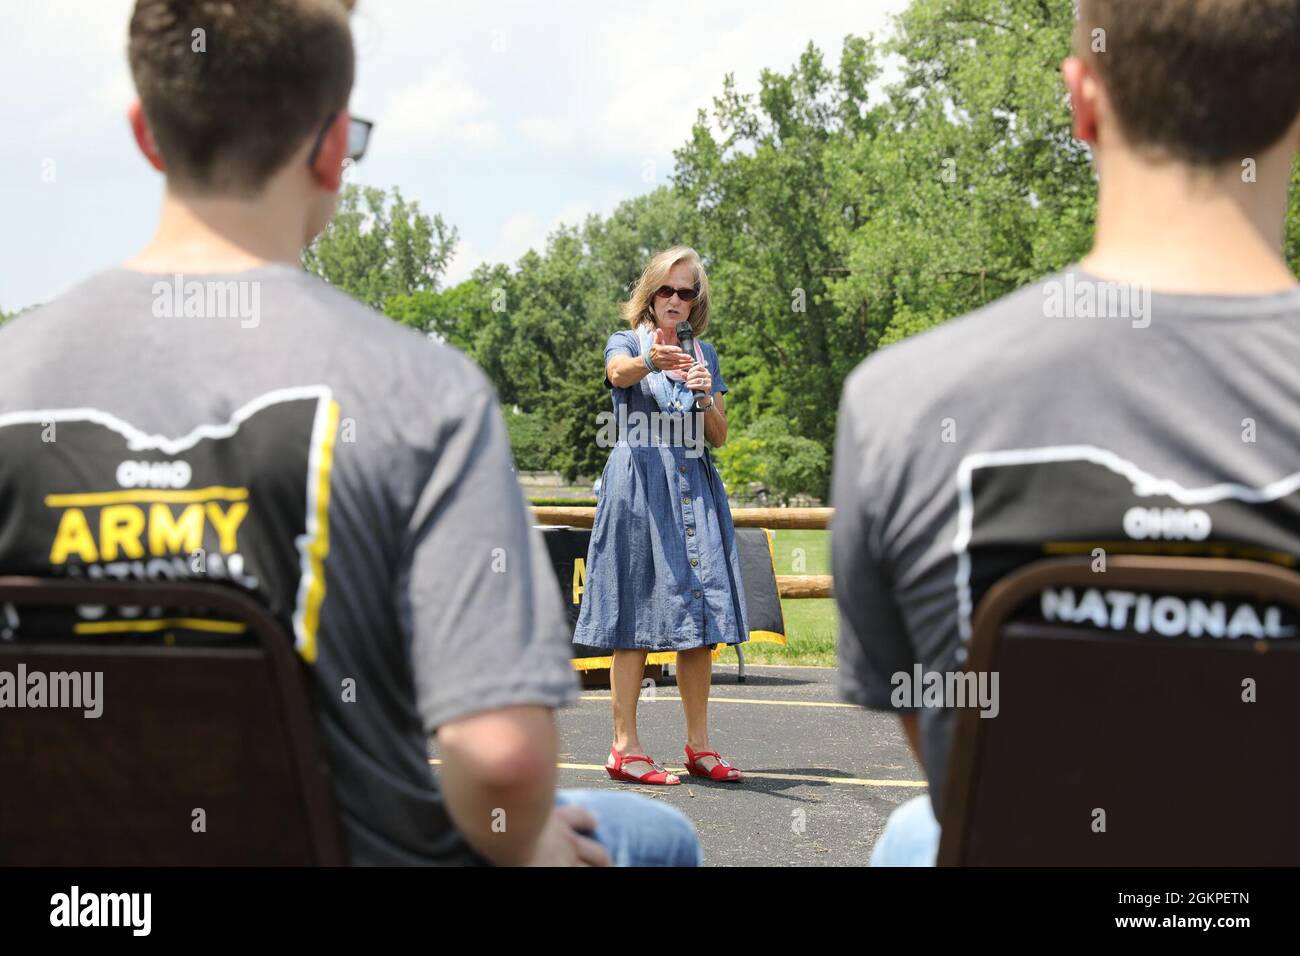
0,0,700,866
833,0,1300,865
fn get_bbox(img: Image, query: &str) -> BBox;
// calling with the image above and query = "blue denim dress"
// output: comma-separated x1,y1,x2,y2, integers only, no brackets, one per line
573,329,749,651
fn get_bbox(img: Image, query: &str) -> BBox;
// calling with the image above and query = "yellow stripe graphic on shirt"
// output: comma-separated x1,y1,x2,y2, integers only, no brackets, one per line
298,400,339,664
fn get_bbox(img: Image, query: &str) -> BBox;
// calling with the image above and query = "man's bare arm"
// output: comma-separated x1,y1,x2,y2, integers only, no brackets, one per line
436,705,558,866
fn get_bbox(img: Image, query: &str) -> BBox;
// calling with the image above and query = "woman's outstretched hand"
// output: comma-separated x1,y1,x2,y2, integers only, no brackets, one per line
649,326,695,373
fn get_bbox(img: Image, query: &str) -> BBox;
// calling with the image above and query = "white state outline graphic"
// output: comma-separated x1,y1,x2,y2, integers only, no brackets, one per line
0,385,335,659
953,445,1300,642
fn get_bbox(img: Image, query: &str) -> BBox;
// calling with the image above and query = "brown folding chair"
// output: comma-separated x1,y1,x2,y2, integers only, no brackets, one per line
938,556,1300,866
0,577,344,865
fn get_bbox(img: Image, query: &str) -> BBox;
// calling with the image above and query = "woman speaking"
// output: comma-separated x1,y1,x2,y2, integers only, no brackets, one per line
574,246,748,785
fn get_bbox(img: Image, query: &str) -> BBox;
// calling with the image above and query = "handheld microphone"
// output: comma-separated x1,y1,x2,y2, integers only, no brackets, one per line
676,320,703,392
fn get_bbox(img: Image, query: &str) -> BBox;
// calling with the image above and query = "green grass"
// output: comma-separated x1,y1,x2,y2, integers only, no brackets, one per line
769,528,831,575
716,529,837,668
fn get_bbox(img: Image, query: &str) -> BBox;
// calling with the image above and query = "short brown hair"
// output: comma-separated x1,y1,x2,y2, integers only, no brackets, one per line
129,0,356,196
1078,0,1300,166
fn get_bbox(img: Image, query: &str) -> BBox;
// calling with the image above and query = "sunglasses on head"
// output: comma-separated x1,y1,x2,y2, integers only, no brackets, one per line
306,112,375,167
654,284,700,302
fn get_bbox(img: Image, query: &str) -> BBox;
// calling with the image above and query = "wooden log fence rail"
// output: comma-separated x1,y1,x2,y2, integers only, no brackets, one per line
532,506,834,599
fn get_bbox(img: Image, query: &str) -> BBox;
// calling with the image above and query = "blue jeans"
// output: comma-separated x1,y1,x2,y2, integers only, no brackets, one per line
556,789,703,867
870,794,941,867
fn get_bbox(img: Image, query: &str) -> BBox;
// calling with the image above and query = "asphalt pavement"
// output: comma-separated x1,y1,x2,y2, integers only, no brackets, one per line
553,663,927,866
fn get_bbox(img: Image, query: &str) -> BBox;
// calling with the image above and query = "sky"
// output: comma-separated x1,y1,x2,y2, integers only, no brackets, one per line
0,0,911,312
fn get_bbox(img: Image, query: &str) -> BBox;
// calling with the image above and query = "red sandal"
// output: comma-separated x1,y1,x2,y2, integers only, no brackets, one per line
605,747,681,786
684,744,744,782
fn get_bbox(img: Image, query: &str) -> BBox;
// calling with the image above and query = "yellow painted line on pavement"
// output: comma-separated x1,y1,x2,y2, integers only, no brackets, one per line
428,758,926,789
579,693,855,709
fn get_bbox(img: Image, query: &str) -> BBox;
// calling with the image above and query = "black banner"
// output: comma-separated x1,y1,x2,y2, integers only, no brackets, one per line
957,448,1300,644
0,866,1286,937
538,525,785,666
0,389,338,660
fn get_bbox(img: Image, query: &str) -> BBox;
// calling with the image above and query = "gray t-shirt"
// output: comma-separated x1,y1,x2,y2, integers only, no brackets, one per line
833,268,1300,816
0,264,578,864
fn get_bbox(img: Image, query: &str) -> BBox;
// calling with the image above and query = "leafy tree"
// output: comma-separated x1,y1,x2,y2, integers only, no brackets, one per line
308,0,1300,493
504,408,566,472
304,184,458,310
347,3,1101,487
752,416,830,502
825,0,1095,352
1286,158,1300,274
551,365,615,480
674,37,884,454
384,187,700,480
386,262,521,402
674,1,1097,464
713,431,766,500
716,415,829,503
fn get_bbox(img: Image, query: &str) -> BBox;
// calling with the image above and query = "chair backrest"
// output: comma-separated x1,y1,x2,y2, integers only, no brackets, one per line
0,577,345,865
938,555,1300,866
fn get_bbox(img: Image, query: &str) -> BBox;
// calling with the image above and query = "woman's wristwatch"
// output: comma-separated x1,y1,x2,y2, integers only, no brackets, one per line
643,350,659,373
694,395,715,411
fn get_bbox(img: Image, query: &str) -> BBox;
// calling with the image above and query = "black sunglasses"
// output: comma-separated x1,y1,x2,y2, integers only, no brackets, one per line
306,113,375,167
654,284,700,302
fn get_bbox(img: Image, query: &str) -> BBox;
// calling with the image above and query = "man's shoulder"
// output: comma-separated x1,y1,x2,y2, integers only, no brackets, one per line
0,270,110,335
287,271,492,397
841,274,1092,432
0,270,137,361
2,266,496,417
849,279,1054,394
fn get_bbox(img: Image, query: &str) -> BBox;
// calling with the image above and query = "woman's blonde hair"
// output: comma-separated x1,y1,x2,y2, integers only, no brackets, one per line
621,245,711,337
